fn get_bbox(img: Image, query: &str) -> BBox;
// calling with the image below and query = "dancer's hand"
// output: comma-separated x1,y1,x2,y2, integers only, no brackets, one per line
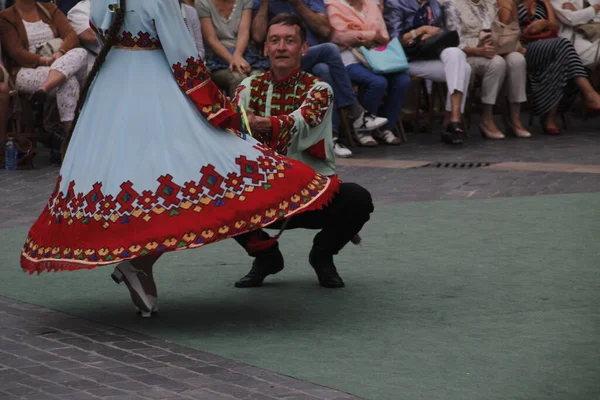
246,110,272,133
52,52,63,62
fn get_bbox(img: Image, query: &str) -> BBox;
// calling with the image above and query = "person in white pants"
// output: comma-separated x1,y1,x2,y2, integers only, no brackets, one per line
384,0,471,145
443,0,531,139
551,0,600,67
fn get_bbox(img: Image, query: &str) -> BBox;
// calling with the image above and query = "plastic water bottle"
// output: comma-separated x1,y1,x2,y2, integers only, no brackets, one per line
4,137,18,171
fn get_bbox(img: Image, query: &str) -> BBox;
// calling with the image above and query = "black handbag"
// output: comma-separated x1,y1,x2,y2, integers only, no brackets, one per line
404,30,460,61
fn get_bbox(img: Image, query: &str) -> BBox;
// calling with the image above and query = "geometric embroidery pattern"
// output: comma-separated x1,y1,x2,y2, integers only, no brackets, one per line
90,23,161,50
22,169,335,270
238,70,331,155
172,57,240,131
46,150,285,228
116,31,162,50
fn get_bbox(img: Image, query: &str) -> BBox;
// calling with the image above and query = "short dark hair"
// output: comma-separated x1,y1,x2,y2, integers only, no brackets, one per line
267,13,307,43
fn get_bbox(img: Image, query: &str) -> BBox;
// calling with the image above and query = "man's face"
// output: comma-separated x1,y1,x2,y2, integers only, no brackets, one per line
264,23,308,71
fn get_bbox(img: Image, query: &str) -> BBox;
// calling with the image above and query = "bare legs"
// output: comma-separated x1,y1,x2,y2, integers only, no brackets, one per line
575,76,600,108
544,77,600,132
480,104,502,134
443,90,464,127
509,102,525,131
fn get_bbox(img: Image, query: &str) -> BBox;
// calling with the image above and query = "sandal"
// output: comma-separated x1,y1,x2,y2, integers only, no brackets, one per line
355,132,378,147
441,122,465,145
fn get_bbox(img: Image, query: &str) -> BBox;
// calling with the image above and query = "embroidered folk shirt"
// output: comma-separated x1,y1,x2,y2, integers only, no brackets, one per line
234,69,336,177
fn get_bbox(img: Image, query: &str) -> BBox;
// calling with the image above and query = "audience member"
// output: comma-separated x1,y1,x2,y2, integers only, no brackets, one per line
180,0,205,59
55,0,78,15
551,0,600,67
326,0,410,145
195,0,268,95
252,0,388,155
511,0,600,133
67,0,99,73
444,0,531,138
0,44,10,144
0,0,87,134
385,0,472,145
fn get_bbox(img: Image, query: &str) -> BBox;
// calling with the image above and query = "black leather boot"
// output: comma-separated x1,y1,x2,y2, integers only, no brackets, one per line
308,248,345,288
234,249,284,288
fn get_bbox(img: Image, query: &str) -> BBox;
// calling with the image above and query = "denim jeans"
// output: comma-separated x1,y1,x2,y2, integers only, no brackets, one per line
346,63,411,130
301,43,357,134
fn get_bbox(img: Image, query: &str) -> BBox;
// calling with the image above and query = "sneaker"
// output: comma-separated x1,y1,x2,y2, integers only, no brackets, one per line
353,112,388,132
355,132,378,147
333,140,353,158
373,129,402,145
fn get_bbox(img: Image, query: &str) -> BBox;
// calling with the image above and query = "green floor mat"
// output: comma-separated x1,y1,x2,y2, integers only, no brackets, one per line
1,193,599,400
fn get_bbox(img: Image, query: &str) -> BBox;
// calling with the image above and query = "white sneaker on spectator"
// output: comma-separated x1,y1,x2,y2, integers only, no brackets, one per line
373,129,402,145
333,139,353,158
353,112,388,132
355,132,378,147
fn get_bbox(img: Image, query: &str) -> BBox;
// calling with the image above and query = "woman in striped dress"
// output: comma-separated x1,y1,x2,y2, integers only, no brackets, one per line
507,0,600,134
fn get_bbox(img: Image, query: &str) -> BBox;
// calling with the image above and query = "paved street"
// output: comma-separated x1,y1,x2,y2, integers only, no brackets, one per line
1,121,599,399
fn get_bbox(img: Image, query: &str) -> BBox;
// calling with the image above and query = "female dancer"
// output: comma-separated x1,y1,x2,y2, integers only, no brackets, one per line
20,0,340,316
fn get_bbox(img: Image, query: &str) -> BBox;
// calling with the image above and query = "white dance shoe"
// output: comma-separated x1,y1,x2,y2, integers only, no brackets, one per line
111,261,158,317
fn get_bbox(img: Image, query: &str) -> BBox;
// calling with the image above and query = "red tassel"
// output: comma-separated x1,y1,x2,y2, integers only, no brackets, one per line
245,218,292,253
246,236,279,253
350,234,362,245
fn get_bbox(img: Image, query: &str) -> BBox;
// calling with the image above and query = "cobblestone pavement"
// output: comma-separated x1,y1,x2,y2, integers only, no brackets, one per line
0,125,599,399
0,297,358,400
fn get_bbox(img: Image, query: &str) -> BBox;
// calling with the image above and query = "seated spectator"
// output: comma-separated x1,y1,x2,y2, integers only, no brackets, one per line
444,0,531,139
180,0,205,59
0,0,87,134
0,52,9,144
326,0,410,145
233,13,373,288
196,0,269,96
67,0,99,74
551,0,600,67
385,0,472,145
252,0,388,154
512,0,600,133
55,0,79,15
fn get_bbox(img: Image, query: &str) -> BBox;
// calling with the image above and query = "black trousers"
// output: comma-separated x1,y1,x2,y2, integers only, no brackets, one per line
234,182,374,257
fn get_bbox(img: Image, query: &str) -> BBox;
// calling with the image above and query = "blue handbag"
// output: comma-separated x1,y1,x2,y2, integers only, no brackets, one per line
359,38,409,74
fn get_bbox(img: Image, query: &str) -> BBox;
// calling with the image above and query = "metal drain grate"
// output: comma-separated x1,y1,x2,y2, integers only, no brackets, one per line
419,162,493,169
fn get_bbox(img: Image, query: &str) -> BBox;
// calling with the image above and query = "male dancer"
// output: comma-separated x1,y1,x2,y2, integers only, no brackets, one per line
233,13,374,288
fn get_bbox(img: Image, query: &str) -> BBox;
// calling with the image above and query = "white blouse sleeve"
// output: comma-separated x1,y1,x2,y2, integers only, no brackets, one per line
182,4,205,60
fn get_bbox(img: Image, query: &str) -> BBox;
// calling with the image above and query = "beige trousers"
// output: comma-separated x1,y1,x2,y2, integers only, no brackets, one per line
467,52,527,105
